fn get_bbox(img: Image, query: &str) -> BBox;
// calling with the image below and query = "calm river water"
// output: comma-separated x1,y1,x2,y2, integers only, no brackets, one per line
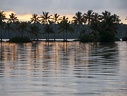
0,41,127,96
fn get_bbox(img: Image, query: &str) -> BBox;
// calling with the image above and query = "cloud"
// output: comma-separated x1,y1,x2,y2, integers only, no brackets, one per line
1,0,127,23
1,0,126,14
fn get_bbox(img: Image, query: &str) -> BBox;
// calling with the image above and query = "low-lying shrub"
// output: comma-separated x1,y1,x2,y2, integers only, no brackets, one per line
9,37,31,43
80,34,95,42
122,37,127,41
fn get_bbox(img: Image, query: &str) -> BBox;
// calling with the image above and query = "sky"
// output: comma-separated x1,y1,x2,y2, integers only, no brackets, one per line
0,0,127,23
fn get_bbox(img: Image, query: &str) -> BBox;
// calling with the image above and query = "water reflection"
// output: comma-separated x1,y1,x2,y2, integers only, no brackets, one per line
0,41,127,96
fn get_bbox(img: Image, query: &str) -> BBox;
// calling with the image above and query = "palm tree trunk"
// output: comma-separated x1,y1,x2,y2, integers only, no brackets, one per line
78,25,81,38
66,28,67,41
36,35,39,41
63,31,65,41
8,30,10,39
0,27,2,42
54,24,56,41
48,32,49,41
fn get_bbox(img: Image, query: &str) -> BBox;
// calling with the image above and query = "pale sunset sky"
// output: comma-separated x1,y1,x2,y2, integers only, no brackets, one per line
0,0,127,23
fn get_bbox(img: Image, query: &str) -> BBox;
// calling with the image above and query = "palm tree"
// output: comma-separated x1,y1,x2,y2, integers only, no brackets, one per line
73,11,86,38
112,14,121,24
52,13,60,41
40,11,52,40
98,11,120,42
0,11,6,42
101,11,113,31
9,13,18,23
58,16,74,41
84,10,94,25
43,24,54,41
11,21,20,37
4,21,12,39
40,11,52,24
28,25,41,41
18,22,27,37
73,11,83,26
84,10,94,33
90,13,101,41
8,13,19,36
30,14,40,24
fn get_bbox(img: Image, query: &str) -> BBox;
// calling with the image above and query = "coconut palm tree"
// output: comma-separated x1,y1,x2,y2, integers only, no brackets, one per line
101,11,114,31
73,11,86,38
9,13,18,23
40,11,52,40
84,10,94,33
90,13,101,41
73,11,83,26
52,13,60,41
30,14,40,24
18,22,27,37
8,13,19,36
58,16,74,41
0,11,6,42
84,10,94,25
28,25,41,41
40,11,52,24
98,11,120,42
43,24,54,41
4,21,12,39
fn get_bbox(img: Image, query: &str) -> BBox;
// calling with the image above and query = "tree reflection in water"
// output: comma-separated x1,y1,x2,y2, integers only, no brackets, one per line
0,41,127,96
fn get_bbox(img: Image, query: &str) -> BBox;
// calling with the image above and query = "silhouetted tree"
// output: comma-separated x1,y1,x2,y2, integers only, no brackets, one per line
18,22,27,37
43,24,54,41
28,25,41,41
90,12,101,41
0,11,6,42
58,16,74,41
73,11,86,38
30,14,40,24
52,13,60,41
40,11,52,24
4,22,12,39
84,10,94,32
9,13,18,23
99,11,120,42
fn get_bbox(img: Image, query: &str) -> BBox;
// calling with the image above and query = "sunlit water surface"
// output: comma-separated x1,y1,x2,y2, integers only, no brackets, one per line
0,41,127,96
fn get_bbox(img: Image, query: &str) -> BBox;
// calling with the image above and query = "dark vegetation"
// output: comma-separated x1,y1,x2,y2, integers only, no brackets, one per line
0,10,126,43
9,37,31,43
122,37,127,41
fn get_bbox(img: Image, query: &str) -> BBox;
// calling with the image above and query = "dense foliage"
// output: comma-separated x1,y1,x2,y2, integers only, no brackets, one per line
9,37,31,43
0,10,122,43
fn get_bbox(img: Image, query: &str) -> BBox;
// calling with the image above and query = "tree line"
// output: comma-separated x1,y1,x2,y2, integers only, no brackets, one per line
0,10,121,42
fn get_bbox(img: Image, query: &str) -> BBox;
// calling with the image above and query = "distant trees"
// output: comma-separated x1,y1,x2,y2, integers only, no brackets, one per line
0,11,6,42
30,14,40,24
97,11,120,42
43,24,54,41
73,12,85,38
18,22,28,37
0,10,121,43
28,25,41,41
58,16,74,41
4,22,12,39
40,11,52,24
79,10,120,42
9,13,18,23
52,13,60,41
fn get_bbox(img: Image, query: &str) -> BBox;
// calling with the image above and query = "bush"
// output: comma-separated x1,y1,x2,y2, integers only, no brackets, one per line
99,31,115,42
115,37,120,41
9,36,31,43
80,34,95,42
122,37,127,41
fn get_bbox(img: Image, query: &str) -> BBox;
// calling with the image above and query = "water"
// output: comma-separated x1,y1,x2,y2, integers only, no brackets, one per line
0,41,127,96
